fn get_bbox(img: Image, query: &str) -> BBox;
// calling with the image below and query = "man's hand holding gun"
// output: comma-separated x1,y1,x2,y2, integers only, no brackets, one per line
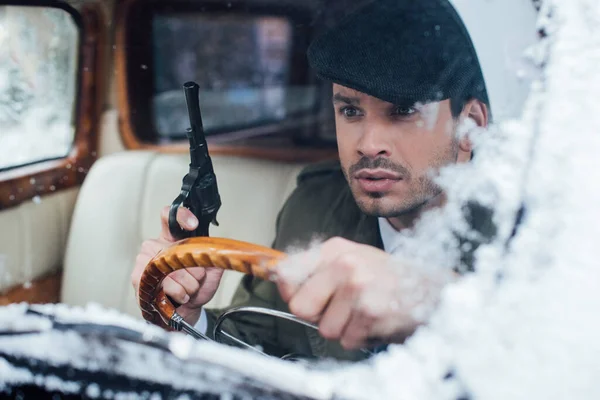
131,82,223,327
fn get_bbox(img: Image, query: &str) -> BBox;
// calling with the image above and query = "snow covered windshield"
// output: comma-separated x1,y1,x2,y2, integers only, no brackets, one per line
2,0,600,399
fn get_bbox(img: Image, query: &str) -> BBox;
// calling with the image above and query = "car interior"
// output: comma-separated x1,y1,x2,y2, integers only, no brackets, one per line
0,0,543,372
0,0,550,397
0,0,343,317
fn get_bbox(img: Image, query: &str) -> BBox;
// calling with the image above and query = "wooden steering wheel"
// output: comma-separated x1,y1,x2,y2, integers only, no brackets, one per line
138,237,286,327
138,237,374,359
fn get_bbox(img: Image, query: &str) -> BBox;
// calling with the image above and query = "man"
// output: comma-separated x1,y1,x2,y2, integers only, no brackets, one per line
131,0,493,361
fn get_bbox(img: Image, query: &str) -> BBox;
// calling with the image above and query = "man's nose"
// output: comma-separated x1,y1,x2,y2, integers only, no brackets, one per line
356,125,392,158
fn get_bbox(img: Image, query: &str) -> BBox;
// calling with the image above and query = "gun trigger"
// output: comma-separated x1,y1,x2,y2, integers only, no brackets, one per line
211,217,219,227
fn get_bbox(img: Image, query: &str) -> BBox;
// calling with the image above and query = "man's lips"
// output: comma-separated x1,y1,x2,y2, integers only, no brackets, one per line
354,169,403,180
353,169,403,192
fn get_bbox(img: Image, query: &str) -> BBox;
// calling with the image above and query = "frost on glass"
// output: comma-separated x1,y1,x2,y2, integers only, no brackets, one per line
0,6,79,170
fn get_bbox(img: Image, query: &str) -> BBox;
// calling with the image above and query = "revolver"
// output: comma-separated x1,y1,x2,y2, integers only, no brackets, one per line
168,81,221,240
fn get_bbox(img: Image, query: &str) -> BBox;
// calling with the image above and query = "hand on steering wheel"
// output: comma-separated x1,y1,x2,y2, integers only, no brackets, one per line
138,237,285,327
138,237,376,359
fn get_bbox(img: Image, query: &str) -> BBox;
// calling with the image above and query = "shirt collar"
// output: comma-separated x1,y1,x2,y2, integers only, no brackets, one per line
378,217,402,254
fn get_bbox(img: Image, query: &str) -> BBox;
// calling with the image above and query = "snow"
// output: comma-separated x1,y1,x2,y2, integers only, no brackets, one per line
0,6,78,170
30,302,168,337
0,303,337,399
0,358,35,390
0,107,75,170
0,303,52,332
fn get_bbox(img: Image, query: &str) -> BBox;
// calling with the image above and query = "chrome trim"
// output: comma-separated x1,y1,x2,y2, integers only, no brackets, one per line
214,306,320,334
169,312,211,341
213,306,375,357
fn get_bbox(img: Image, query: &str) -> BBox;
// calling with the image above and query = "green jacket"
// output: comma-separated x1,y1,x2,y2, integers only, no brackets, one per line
204,160,495,361
204,160,380,361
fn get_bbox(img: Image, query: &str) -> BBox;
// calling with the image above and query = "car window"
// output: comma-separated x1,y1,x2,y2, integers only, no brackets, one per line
152,13,318,138
0,5,79,171
119,2,328,148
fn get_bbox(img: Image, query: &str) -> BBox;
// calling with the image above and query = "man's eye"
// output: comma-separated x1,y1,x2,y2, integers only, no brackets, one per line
339,106,362,118
392,106,417,116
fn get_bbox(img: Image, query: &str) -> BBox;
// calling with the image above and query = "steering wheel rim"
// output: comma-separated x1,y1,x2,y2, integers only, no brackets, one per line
138,237,286,328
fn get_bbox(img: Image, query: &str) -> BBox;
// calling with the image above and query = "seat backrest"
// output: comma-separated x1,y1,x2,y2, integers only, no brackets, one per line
61,150,306,319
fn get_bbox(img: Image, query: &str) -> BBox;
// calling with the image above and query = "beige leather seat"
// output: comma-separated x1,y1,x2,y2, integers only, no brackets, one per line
60,150,306,319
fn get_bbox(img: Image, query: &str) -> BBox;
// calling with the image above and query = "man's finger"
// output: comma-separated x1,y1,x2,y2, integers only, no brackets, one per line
317,284,354,341
287,266,345,322
162,276,191,305
339,312,373,350
276,280,298,304
276,241,342,302
276,248,322,302
180,266,209,282
167,269,203,300
159,205,198,241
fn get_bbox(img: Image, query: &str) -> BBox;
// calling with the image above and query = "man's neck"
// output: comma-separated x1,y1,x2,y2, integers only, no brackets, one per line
386,192,447,231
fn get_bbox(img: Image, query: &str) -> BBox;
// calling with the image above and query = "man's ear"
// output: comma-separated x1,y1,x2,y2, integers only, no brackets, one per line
463,99,488,128
458,99,488,153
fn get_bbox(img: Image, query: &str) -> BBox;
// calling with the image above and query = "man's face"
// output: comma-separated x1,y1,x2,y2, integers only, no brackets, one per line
333,83,471,218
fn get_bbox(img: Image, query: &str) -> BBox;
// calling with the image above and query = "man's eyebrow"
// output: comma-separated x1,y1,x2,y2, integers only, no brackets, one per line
389,102,420,109
333,93,360,105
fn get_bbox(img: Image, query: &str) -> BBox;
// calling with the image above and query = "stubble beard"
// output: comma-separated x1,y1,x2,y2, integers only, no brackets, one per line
344,138,460,219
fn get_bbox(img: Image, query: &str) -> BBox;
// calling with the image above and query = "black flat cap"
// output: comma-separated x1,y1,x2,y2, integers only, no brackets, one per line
307,0,489,108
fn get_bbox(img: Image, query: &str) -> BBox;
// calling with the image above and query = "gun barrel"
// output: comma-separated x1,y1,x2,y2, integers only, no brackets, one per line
183,81,208,167
183,81,207,147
